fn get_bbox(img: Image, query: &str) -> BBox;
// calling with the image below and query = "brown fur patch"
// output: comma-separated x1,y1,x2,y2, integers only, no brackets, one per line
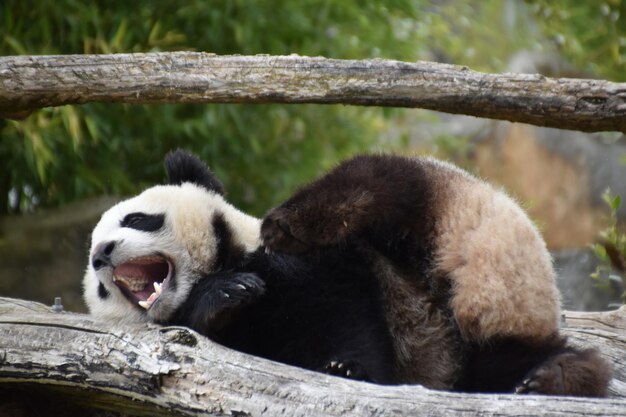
374,257,461,388
430,161,561,342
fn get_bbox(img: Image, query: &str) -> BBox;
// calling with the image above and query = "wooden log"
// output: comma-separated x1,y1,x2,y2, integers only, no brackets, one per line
1,53,625,133
1,297,625,416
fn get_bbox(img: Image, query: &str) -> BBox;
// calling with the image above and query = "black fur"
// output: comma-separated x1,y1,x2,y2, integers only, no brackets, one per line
455,335,566,393
169,271,266,335
212,212,247,270
97,282,109,299
168,246,396,384
260,154,438,260
458,335,610,397
120,212,165,232
165,149,224,194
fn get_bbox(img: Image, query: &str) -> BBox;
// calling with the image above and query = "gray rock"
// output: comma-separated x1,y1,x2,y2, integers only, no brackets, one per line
553,249,623,311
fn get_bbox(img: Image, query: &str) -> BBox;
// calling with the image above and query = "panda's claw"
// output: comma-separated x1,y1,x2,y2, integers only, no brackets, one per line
515,379,542,394
321,358,371,382
515,356,565,395
192,272,266,324
219,273,265,303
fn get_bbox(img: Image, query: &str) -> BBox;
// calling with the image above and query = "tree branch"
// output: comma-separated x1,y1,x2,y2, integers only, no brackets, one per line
1,53,625,133
1,297,625,417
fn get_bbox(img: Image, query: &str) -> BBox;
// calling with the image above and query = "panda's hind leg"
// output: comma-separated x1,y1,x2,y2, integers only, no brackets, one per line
261,155,432,254
459,335,611,397
515,346,611,397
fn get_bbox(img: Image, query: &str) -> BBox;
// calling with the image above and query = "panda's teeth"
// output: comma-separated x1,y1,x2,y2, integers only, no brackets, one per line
146,291,159,304
153,282,162,295
138,291,160,310
113,275,150,292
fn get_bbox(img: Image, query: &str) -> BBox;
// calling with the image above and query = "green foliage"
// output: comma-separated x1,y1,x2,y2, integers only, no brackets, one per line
2,1,617,215
590,189,626,306
414,1,538,72
0,0,419,215
526,0,626,81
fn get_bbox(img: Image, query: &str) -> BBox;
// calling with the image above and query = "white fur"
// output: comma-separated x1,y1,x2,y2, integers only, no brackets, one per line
83,183,261,323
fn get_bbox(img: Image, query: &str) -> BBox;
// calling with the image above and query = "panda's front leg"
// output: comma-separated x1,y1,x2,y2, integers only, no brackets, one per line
169,272,265,336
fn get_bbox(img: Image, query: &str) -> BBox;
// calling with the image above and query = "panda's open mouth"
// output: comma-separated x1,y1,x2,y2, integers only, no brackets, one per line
112,255,173,310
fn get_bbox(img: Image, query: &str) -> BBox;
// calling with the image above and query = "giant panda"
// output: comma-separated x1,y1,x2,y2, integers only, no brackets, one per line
84,150,611,396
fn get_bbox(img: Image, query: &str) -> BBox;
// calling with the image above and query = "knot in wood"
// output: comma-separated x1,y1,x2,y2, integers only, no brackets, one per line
160,327,198,347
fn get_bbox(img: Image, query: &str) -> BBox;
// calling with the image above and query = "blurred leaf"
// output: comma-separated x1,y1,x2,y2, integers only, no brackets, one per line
591,188,626,305
112,18,128,51
526,0,626,81
3,35,27,54
613,195,622,211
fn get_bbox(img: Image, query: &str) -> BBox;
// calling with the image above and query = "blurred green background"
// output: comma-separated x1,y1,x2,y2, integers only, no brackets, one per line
2,1,626,312
1,0,624,216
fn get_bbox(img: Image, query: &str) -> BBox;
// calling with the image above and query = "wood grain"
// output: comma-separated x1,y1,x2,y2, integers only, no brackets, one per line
1,53,625,132
1,297,625,416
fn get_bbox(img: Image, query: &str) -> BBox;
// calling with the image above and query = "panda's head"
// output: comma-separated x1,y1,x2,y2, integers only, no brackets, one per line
83,150,261,324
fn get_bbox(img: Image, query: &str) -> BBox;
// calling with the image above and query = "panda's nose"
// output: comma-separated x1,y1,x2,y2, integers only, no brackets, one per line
92,241,116,270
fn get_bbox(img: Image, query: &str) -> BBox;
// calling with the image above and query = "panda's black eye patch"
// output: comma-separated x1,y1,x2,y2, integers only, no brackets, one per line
121,212,165,232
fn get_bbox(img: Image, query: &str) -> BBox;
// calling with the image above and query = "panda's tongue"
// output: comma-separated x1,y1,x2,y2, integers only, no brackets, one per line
112,256,169,307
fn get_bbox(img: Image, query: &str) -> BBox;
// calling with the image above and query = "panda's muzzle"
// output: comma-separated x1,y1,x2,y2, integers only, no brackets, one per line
112,255,173,310
92,241,116,271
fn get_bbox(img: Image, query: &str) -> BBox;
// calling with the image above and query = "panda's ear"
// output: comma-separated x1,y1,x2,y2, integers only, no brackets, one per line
164,149,224,195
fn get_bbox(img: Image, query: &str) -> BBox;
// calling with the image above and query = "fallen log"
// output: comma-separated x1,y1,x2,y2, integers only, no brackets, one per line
0,296,625,416
1,53,625,133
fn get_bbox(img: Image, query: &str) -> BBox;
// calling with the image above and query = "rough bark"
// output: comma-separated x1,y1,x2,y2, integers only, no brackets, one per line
1,53,625,133
0,297,625,417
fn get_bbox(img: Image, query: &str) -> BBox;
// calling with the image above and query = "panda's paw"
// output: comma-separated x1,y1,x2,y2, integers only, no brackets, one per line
178,272,266,334
515,355,566,395
217,273,266,305
321,359,371,382
205,272,266,316
515,367,563,395
261,209,312,254
515,349,611,397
